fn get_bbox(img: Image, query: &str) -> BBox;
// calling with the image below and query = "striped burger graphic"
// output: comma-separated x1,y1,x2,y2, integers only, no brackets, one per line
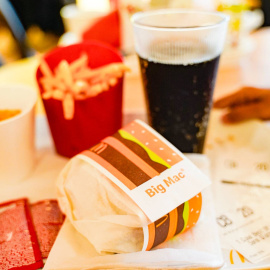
82,120,202,250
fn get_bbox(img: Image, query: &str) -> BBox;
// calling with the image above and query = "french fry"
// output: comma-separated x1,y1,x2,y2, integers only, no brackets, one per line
39,77,56,90
40,59,53,78
70,53,88,73
74,93,87,100
101,82,109,91
39,54,130,119
88,84,102,97
63,93,74,120
57,60,74,89
42,91,53,99
53,72,68,92
73,67,94,81
53,78,67,92
40,82,54,94
72,80,88,95
109,78,118,87
52,90,65,100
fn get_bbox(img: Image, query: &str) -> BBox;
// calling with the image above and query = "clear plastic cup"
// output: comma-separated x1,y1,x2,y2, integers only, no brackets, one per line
131,9,229,153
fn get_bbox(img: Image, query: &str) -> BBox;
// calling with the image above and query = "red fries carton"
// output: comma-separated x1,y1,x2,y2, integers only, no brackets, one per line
36,41,127,158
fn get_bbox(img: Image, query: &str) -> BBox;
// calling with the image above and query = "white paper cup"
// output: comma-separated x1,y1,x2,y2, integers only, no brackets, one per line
0,84,37,184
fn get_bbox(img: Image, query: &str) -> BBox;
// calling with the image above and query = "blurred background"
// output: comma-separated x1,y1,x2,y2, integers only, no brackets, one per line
0,0,268,65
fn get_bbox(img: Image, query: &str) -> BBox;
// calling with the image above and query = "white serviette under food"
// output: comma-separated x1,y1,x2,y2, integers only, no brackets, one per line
44,154,224,270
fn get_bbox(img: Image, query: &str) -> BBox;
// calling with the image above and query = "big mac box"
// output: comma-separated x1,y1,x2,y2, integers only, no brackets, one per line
57,120,211,254
36,41,129,158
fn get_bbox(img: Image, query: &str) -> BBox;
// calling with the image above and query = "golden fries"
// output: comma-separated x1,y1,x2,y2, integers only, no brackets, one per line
38,54,130,120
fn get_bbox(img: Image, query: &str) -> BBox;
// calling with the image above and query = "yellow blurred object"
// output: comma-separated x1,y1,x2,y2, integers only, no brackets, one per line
149,0,193,8
245,0,261,9
0,27,22,63
217,0,261,11
216,0,247,47
150,0,170,8
26,25,59,53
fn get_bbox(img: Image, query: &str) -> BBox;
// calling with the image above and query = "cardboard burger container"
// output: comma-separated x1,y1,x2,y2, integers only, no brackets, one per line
57,120,210,253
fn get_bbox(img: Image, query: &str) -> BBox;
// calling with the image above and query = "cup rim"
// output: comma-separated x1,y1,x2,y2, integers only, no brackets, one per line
0,83,37,125
131,9,229,31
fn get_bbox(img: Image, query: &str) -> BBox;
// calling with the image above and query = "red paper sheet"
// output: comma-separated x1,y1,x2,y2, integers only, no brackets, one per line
0,198,43,270
30,200,65,258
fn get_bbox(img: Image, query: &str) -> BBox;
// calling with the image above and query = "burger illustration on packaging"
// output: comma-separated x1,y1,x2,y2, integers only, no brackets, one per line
57,120,210,253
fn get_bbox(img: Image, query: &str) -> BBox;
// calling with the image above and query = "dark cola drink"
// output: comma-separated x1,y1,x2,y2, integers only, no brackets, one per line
139,54,220,153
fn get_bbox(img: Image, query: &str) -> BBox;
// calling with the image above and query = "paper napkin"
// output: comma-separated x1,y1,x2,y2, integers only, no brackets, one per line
44,154,224,270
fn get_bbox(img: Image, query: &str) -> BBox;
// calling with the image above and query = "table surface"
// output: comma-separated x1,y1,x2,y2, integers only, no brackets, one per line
0,27,270,270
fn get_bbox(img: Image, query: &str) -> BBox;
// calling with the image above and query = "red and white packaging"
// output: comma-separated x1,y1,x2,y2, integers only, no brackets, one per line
57,120,211,253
